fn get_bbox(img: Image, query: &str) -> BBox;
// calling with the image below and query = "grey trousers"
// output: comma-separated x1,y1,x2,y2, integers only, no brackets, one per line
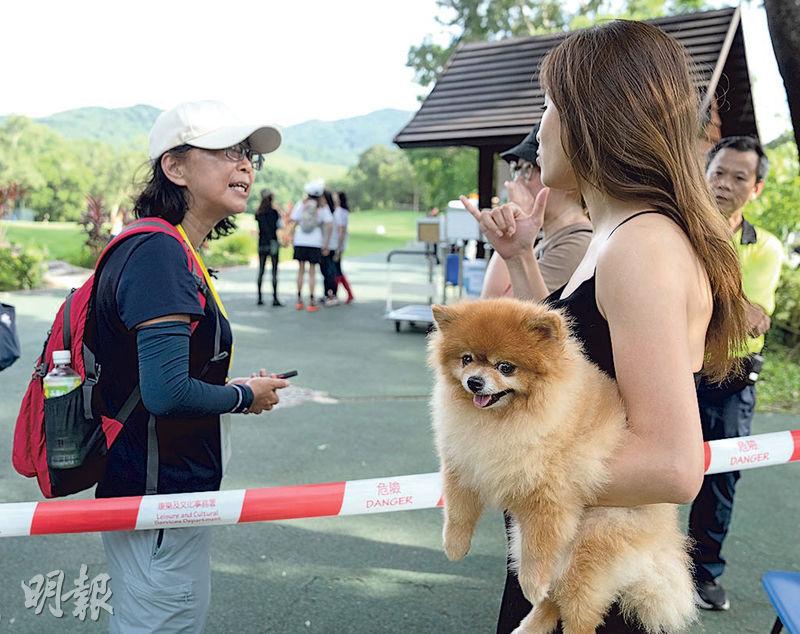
102,527,212,633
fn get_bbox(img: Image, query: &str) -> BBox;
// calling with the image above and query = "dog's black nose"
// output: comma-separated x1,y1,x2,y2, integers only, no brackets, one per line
467,376,485,393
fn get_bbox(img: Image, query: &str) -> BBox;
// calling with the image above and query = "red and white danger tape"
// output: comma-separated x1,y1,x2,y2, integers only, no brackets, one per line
1,430,797,538
704,429,799,474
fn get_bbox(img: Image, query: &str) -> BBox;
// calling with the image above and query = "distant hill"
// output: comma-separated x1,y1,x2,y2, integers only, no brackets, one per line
5,104,413,166
279,109,413,165
37,104,161,147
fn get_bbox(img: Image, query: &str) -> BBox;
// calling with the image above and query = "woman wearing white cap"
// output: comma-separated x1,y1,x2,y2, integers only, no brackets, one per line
93,100,288,632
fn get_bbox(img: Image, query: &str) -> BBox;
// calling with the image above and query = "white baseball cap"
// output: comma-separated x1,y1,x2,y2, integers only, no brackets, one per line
304,179,326,197
148,100,282,160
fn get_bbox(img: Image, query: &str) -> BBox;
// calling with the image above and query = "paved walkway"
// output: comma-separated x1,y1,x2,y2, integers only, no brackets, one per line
0,251,797,633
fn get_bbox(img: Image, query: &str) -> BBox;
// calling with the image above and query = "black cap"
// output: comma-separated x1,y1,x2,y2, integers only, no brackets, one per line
500,124,539,164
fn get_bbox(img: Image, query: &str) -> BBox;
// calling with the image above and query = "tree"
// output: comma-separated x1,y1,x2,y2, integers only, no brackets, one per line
748,140,800,243
247,163,308,214
0,117,92,221
407,0,570,93
81,195,112,257
0,117,50,196
344,145,419,210
407,147,478,211
79,140,145,214
0,117,150,222
0,183,27,219
408,0,707,93
763,0,800,170
0,182,27,245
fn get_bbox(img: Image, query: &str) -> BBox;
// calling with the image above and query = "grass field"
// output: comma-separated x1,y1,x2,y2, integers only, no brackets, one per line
344,209,424,256
3,220,87,263
2,210,424,267
204,209,423,266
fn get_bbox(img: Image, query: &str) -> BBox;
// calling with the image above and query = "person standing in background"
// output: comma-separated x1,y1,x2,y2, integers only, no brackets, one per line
689,135,784,612
481,124,591,298
321,190,340,305
255,189,283,307
290,180,332,312
333,191,354,304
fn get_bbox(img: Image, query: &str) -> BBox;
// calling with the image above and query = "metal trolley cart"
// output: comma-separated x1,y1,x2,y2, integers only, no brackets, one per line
384,203,484,332
384,242,439,332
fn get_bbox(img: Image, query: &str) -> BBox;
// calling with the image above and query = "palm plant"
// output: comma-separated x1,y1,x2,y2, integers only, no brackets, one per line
81,195,112,257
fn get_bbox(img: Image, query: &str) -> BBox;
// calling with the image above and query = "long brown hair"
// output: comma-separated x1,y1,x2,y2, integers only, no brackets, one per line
540,20,747,380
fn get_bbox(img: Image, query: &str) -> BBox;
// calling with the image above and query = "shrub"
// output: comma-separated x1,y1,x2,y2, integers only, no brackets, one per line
758,342,800,412
749,142,800,238
202,232,255,268
73,247,100,269
0,243,44,290
771,265,800,348
81,195,112,257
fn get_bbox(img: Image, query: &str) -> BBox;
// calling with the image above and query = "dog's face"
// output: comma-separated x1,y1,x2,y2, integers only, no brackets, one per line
429,299,571,413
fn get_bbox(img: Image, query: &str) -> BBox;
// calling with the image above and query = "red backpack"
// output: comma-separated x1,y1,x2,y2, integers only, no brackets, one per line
12,218,209,498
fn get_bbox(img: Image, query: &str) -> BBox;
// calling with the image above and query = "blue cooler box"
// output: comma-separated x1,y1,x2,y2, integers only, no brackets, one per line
463,259,487,297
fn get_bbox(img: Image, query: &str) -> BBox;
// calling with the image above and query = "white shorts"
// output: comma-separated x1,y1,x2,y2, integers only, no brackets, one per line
102,526,212,633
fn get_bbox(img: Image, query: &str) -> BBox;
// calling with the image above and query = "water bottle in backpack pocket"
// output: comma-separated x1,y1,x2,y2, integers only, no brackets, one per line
43,350,81,398
43,349,105,473
12,281,112,498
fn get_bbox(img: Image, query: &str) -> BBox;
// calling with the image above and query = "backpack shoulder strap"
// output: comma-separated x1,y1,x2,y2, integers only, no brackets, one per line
98,218,191,269
96,218,208,314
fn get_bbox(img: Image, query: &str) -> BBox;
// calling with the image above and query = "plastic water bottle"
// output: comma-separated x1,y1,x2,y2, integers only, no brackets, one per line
43,350,82,398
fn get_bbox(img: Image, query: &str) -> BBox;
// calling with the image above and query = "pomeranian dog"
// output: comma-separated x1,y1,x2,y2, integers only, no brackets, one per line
428,298,696,634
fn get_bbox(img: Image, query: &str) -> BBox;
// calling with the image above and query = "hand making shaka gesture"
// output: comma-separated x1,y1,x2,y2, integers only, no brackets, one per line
460,183,549,261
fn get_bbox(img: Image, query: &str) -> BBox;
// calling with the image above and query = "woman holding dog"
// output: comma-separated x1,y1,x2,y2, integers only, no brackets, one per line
463,21,747,634
95,101,290,632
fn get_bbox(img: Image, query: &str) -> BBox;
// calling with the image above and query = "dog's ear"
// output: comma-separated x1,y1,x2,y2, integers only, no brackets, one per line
525,310,566,341
431,304,456,331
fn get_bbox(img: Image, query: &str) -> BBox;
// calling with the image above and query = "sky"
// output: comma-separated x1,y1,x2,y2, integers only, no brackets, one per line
0,0,791,141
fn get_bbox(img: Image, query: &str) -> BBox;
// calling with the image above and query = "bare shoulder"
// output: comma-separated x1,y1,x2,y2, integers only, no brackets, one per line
595,214,706,318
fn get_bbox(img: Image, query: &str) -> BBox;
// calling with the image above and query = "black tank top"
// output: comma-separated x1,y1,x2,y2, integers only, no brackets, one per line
547,275,615,377
545,211,703,388
544,211,660,379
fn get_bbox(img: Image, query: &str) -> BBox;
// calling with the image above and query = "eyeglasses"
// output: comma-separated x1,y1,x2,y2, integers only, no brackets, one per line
222,143,264,171
510,160,535,182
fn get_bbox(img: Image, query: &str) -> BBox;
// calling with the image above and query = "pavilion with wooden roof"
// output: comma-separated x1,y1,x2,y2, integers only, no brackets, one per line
394,6,757,208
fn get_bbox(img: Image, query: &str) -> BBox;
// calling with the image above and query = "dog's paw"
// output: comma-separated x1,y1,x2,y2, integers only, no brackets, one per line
518,568,550,606
443,525,472,560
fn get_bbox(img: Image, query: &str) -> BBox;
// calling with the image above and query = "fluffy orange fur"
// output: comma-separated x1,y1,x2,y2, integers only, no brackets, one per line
428,298,696,634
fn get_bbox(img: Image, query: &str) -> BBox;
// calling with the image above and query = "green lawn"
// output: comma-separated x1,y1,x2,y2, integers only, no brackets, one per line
3,220,87,263
205,209,422,266
345,209,424,257
2,210,424,268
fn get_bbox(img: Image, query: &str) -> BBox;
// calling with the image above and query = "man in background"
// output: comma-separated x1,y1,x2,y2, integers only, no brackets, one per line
690,136,784,611
480,124,591,297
